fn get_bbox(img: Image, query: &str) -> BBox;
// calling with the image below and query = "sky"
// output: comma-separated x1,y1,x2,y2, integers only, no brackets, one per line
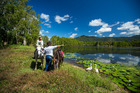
28,0,140,39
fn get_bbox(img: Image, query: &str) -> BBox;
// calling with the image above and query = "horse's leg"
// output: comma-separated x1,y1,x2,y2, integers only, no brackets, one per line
60,57,64,67
53,61,56,70
35,58,37,70
58,60,60,69
41,57,44,70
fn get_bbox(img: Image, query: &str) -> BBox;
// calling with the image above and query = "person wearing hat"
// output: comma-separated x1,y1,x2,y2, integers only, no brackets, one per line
33,36,43,59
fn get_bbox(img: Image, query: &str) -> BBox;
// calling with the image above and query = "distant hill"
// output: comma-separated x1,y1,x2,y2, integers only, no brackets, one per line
75,35,140,42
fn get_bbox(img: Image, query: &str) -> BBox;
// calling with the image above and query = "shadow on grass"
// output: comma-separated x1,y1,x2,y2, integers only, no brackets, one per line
30,61,43,70
30,61,54,71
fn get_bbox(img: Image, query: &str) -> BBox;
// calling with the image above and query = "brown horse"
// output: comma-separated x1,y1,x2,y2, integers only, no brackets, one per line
53,49,64,69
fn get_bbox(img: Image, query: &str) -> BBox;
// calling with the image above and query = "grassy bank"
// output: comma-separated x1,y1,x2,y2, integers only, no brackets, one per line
0,45,127,92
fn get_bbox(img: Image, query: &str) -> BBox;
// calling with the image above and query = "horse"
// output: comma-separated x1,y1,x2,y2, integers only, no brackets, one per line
53,49,64,70
34,46,44,70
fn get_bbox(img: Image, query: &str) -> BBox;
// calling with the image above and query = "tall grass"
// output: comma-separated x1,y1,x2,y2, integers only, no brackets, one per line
0,45,127,93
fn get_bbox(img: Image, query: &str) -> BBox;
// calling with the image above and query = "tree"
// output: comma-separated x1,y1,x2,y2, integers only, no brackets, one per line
42,36,49,47
0,0,40,47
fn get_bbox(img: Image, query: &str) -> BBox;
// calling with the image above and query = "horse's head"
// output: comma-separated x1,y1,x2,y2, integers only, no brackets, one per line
54,49,64,60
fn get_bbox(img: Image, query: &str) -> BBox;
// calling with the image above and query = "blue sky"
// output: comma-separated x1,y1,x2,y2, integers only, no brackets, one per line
28,0,140,39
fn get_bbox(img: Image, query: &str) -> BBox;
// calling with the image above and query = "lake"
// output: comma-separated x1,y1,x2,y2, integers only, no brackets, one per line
63,46,140,66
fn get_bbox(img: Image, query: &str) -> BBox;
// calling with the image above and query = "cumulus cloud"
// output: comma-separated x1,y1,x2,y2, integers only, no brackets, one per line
70,33,77,38
95,23,112,34
44,24,51,28
95,26,112,34
55,14,70,24
40,13,50,22
89,19,112,35
74,27,78,31
135,19,140,24
118,21,140,35
89,19,104,26
109,33,115,37
88,30,91,33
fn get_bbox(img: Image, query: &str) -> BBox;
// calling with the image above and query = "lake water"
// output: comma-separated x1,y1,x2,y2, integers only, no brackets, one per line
63,46,140,66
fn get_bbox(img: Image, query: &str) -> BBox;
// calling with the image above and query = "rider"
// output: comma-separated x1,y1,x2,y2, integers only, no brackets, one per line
43,41,64,71
33,36,43,59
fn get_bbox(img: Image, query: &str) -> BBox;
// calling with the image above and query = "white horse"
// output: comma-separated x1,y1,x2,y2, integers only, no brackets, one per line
34,46,44,70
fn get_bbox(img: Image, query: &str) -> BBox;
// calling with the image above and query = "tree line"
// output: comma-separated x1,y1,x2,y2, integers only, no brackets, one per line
50,35,140,47
84,41,140,47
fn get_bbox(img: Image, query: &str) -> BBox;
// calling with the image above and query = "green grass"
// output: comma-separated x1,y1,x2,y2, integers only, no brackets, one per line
0,45,127,93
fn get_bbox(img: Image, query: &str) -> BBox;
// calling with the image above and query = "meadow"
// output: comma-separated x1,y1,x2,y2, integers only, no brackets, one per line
0,45,128,92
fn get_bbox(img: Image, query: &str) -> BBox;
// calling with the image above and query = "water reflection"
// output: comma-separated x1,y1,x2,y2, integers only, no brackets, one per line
63,47,140,66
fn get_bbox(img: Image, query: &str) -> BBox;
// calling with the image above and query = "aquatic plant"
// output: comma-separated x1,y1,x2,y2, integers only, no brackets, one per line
76,59,140,92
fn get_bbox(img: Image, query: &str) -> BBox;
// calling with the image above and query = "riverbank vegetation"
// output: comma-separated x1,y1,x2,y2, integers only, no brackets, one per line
0,45,128,92
51,35,140,47
65,54,140,92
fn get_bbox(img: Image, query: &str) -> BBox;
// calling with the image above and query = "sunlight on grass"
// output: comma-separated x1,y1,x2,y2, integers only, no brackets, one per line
0,45,128,93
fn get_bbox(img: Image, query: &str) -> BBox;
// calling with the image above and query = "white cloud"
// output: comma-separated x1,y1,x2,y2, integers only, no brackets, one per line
110,22,120,27
88,30,91,33
135,19,140,24
95,26,112,34
99,33,102,36
46,31,49,33
40,13,50,22
64,14,70,17
89,19,104,26
120,32,127,35
44,24,51,28
70,33,77,38
109,33,115,37
74,27,78,31
89,19,112,35
55,14,70,24
118,21,140,35
39,30,49,36
40,30,44,36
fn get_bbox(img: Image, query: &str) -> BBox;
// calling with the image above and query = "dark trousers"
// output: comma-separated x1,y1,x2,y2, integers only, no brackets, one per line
45,55,52,71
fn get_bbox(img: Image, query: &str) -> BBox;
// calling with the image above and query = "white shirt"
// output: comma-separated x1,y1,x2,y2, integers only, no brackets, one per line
43,46,57,56
36,40,43,47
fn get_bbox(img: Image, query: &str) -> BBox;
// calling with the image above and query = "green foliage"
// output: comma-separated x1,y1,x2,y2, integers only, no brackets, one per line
76,35,140,47
42,36,49,47
0,0,40,47
50,35,84,46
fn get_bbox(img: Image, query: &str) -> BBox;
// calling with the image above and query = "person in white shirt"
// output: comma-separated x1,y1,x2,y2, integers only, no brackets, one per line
43,41,64,71
33,36,43,59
